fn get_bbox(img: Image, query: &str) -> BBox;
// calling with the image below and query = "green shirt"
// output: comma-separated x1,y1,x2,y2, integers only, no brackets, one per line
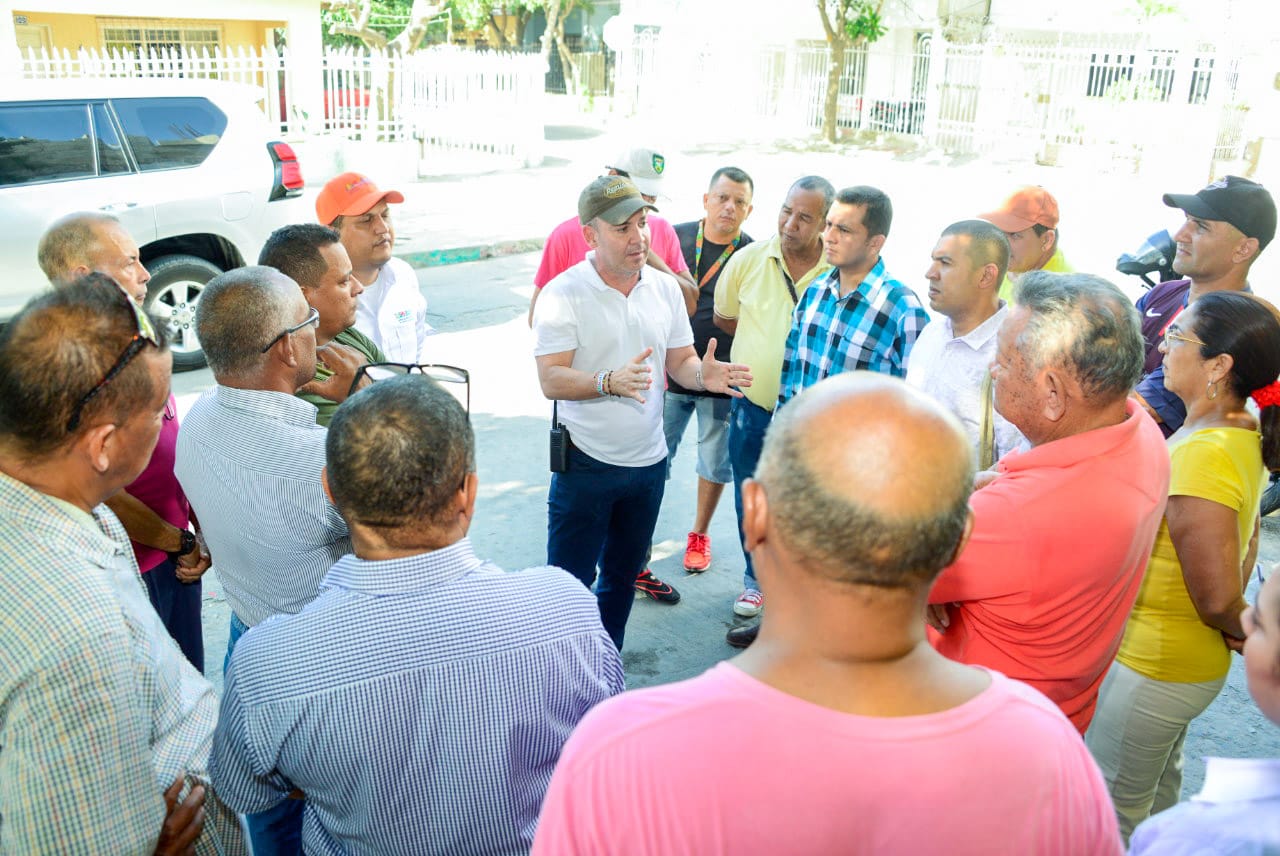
297,327,386,426
998,248,1073,304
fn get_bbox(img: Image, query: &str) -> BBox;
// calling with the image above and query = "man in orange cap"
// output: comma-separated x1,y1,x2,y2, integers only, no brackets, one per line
316,172,429,364
979,186,1072,302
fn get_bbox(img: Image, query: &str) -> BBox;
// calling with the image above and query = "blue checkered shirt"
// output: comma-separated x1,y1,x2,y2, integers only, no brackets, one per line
778,259,928,405
211,538,624,855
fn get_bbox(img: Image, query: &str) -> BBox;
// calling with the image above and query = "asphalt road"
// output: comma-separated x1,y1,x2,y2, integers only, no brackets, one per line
176,251,1280,799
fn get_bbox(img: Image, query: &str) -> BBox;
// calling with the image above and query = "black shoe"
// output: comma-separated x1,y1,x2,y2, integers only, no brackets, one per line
634,569,680,604
726,621,759,648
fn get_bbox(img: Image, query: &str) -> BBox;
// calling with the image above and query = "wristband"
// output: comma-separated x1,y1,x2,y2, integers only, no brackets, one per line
594,370,606,396
695,369,705,391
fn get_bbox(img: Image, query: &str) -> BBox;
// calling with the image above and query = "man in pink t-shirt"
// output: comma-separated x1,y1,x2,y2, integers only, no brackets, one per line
528,147,694,607
928,271,1170,733
534,372,1121,856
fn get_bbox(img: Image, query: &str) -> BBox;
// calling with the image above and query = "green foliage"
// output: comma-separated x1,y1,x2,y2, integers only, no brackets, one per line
449,0,540,32
322,1,411,49
843,1,886,43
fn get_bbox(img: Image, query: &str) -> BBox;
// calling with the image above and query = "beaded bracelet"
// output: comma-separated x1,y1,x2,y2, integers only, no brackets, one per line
604,371,614,396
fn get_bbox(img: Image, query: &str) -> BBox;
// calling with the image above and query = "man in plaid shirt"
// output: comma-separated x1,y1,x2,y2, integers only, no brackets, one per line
0,280,242,854
778,186,928,406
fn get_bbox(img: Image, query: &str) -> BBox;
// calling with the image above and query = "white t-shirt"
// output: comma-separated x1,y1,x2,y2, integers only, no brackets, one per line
906,305,1025,464
354,256,429,364
533,254,694,467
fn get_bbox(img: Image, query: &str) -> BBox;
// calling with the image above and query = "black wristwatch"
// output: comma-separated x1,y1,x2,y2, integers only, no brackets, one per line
169,529,197,560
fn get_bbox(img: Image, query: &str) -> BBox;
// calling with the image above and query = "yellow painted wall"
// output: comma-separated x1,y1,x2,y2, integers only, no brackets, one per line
12,10,282,52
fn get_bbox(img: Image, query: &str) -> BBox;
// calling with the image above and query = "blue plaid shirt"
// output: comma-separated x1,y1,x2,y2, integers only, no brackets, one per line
778,259,928,405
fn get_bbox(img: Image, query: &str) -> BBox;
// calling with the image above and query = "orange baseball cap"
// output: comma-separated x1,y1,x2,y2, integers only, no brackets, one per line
315,172,405,225
979,186,1060,232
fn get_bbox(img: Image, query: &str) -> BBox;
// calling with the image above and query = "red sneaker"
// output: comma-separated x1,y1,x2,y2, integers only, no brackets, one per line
683,531,711,572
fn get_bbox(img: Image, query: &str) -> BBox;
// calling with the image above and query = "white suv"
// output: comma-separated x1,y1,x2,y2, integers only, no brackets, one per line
0,78,307,369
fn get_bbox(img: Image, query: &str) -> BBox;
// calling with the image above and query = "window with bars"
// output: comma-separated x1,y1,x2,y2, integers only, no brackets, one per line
100,20,221,55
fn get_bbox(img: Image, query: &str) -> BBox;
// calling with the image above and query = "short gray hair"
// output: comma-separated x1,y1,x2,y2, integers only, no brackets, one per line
790,176,836,216
1013,271,1144,401
196,266,296,379
37,212,120,284
327,375,475,539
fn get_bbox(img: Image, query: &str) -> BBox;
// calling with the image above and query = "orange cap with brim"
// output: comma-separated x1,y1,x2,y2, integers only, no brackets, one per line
979,186,1060,233
316,172,406,225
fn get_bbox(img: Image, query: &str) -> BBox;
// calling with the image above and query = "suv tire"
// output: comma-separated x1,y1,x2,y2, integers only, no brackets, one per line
146,254,222,371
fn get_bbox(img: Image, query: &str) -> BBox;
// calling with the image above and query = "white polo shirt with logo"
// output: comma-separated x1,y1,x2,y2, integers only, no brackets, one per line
533,253,694,467
354,256,429,364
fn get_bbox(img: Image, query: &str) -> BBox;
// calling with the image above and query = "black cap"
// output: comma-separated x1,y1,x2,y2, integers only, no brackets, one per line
1162,175,1277,251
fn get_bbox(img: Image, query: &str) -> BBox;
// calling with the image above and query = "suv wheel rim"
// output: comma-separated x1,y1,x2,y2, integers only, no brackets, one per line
151,279,203,354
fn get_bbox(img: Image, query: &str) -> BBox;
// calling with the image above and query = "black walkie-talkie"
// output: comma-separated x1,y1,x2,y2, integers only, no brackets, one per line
550,401,570,473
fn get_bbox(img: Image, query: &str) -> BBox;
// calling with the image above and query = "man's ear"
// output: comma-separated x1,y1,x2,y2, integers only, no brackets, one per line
1042,228,1058,254
460,471,479,523
946,507,976,567
742,478,769,552
978,262,1000,291
869,233,887,256
80,422,118,475
1234,236,1260,266
1040,368,1069,423
581,221,599,250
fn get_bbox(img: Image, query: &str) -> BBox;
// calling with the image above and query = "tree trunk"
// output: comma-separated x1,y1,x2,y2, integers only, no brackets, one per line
388,0,444,54
485,14,511,51
822,38,846,143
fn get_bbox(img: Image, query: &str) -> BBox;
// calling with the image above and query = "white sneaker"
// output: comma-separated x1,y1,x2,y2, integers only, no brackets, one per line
733,588,763,617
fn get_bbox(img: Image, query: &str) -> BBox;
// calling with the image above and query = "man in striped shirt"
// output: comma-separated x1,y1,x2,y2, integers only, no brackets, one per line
0,280,242,854
212,374,624,854
175,265,361,852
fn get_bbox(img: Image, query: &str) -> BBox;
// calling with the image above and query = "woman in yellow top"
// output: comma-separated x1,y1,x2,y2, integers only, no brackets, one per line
1086,291,1280,843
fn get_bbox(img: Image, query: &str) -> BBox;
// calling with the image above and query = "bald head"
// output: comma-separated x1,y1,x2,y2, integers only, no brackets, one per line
196,265,302,380
755,373,974,588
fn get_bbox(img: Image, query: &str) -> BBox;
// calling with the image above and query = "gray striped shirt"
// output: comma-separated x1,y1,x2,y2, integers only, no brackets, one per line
175,385,351,626
211,538,625,855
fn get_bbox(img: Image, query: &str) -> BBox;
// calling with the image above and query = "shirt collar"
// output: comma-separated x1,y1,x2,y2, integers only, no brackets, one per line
1194,757,1280,804
214,385,320,427
582,250,653,294
999,398,1145,473
321,537,487,596
948,302,1008,351
822,257,888,302
0,471,125,567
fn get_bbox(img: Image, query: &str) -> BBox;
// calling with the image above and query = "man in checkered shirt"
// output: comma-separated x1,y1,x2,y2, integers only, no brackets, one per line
0,279,242,854
778,185,928,406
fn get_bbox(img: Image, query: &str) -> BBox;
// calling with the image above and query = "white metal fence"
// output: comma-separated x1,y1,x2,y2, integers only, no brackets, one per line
19,44,546,167
612,28,1261,176
929,33,1249,174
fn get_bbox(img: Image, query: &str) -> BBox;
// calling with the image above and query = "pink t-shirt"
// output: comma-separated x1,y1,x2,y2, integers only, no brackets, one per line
533,663,1122,856
929,399,1170,733
124,395,189,572
533,214,688,288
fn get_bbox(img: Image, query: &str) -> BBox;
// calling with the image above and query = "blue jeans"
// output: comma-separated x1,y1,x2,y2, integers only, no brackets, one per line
728,397,772,590
225,613,304,855
548,445,666,650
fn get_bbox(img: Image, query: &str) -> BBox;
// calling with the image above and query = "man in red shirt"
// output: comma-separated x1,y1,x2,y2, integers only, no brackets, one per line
928,271,1170,733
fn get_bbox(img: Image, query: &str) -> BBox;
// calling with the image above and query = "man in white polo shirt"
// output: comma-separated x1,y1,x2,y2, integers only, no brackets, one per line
533,176,753,649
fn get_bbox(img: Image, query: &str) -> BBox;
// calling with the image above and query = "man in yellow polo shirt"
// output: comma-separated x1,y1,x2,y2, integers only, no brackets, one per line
713,176,833,633
979,186,1072,303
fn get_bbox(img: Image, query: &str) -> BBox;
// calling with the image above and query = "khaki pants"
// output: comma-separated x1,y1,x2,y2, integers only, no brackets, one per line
1085,660,1225,844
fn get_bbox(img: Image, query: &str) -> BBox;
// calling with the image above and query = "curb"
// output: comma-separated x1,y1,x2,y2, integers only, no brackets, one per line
396,237,545,269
